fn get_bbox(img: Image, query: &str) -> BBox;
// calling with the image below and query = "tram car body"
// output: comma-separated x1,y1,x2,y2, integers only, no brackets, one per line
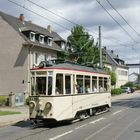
29,61,111,122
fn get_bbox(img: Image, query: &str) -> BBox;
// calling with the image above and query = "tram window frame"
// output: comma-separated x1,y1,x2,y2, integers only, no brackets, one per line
47,76,52,95
56,73,64,95
99,77,104,92
105,77,110,92
47,71,53,96
76,75,84,94
92,76,97,93
85,76,91,93
104,77,108,92
65,74,72,95
36,76,47,95
30,71,47,96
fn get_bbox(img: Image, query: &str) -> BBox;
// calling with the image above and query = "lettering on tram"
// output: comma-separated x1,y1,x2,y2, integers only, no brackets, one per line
29,59,111,125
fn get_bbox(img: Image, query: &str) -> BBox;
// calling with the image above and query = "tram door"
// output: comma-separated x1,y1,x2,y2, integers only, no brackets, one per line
65,74,73,118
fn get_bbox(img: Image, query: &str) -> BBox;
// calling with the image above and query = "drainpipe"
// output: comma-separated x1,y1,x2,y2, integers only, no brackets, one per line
27,44,34,96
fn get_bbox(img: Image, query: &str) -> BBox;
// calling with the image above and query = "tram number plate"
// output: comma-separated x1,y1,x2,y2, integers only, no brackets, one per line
30,97,38,101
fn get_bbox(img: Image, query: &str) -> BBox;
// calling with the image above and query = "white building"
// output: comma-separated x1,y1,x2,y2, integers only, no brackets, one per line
129,72,139,83
104,48,129,88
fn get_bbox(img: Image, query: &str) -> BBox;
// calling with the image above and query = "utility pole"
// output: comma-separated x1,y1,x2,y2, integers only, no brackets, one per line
139,60,140,75
99,26,102,68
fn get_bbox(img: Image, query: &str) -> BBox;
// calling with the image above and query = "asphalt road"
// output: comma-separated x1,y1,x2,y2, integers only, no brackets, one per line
0,92,140,140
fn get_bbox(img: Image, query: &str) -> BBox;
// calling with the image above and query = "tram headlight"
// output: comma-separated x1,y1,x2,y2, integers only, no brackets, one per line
29,101,35,109
45,102,52,109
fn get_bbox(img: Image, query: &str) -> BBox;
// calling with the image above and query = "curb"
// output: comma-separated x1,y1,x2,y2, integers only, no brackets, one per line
0,117,28,127
0,118,27,127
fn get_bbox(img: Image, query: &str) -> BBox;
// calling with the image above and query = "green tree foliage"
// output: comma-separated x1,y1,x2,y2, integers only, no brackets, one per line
67,25,99,65
137,74,140,84
108,70,116,86
111,88,122,95
123,82,134,87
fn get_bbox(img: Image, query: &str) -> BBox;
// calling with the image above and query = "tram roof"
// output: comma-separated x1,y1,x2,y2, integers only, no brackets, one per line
32,62,108,75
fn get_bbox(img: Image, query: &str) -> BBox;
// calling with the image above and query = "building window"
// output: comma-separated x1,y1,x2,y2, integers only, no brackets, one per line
30,32,35,41
39,35,44,44
47,37,53,46
118,70,127,76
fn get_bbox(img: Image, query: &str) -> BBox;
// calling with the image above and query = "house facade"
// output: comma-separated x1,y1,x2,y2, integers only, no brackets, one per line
104,48,129,88
0,11,66,99
129,72,139,83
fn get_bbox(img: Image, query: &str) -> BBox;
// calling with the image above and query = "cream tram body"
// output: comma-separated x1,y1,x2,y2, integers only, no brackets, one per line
29,63,111,122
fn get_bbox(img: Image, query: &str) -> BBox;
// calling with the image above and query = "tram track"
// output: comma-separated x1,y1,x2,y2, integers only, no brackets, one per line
2,94,140,140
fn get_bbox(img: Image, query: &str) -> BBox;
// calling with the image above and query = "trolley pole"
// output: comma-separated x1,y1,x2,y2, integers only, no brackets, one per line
99,26,102,69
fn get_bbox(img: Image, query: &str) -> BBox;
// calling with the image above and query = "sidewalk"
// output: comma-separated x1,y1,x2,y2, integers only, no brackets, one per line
0,91,140,127
0,106,29,127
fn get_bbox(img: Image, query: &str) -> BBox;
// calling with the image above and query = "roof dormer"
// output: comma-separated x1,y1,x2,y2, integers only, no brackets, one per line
47,37,53,46
30,31,36,42
39,35,44,44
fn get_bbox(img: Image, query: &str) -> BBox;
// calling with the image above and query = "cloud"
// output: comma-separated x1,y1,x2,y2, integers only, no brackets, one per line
1,0,140,66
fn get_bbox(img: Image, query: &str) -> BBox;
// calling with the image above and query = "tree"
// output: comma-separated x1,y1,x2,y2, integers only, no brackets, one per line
137,74,140,85
67,25,99,65
109,70,116,86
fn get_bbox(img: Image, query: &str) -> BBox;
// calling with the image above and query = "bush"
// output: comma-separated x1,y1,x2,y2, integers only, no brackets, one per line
123,82,134,88
25,97,29,105
111,88,123,95
0,96,7,106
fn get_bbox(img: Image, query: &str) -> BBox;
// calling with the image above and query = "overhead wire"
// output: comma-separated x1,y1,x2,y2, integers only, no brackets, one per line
105,0,140,37
25,0,137,49
96,0,137,43
96,0,140,60
8,0,70,31
8,0,140,61
27,0,77,26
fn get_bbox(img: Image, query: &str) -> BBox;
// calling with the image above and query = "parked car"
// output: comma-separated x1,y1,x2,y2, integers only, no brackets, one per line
122,87,131,93
130,87,135,93
122,87,135,93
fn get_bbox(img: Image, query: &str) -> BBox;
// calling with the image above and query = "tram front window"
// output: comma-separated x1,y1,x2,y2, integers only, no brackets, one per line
36,77,46,95
48,76,52,95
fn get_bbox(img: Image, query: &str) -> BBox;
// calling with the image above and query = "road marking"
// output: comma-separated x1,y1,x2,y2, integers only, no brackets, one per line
75,124,88,129
112,110,123,115
90,117,105,124
114,116,140,140
84,123,112,140
49,130,73,140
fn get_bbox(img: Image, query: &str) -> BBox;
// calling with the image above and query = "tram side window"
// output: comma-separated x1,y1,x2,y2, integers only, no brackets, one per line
48,76,52,95
36,77,46,95
65,75,71,94
56,74,63,94
104,77,109,92
92,76,97,93
76,75,84,94
99,77,104,92
85,76,91,93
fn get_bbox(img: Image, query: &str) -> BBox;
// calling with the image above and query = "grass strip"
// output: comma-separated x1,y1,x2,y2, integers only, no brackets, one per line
0,111,21,116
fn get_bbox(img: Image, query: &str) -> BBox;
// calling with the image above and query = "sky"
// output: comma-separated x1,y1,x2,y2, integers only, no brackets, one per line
0,0,140,73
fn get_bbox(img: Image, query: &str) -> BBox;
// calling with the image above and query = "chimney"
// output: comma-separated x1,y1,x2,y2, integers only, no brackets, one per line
47,25,52,33
19,14,25,23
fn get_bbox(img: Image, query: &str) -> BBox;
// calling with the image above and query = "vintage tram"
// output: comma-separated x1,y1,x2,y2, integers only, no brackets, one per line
29,60,111,123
